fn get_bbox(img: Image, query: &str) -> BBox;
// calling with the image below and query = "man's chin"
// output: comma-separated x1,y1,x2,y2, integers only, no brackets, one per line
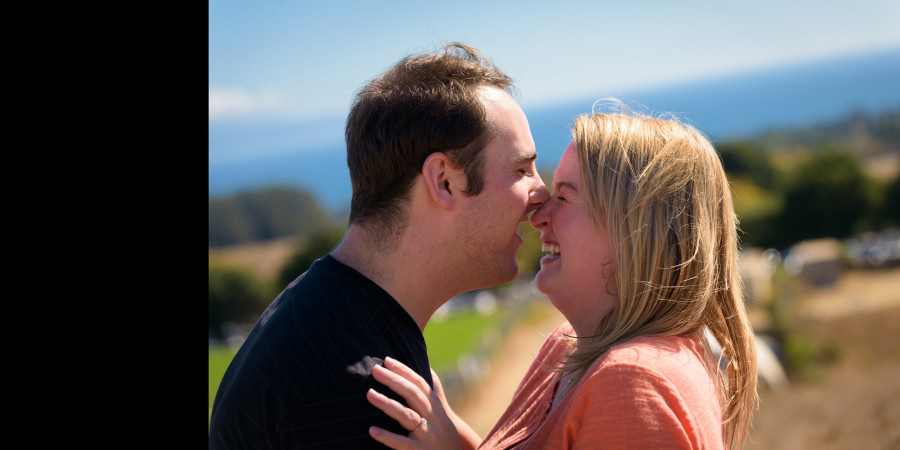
476,261,518,290
497,261,519,284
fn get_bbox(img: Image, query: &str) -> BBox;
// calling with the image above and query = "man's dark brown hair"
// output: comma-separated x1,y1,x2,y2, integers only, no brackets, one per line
345,42,515,238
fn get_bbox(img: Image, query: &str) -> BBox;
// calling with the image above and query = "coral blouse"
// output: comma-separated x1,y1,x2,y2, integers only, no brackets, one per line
478,322,724,449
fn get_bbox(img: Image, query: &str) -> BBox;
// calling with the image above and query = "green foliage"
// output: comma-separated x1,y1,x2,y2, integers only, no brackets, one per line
208,264,275,339
781,335,839,383
277,225,347,288
517,221,544,278
209,346,238,411
423,307,510,372
516,167,556,274
767,150,876,248
729,177,784,248
761,267,839,383
209,187,334,247
881,174,900,226
717,141,779,189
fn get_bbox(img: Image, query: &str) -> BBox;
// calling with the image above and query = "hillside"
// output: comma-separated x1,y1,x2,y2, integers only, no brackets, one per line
208,186,337,247
210,235,302,281
209,107,899,250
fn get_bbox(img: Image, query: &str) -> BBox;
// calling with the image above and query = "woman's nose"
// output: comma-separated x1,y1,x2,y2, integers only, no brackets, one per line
530,200,551,230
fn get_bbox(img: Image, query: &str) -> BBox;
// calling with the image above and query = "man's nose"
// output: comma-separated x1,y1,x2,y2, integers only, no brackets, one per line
528,175,550,214
529,199,550,229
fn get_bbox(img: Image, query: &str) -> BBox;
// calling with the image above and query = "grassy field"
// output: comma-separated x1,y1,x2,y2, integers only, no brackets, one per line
209,346,239,410
423,306,511,372
208,304,515,412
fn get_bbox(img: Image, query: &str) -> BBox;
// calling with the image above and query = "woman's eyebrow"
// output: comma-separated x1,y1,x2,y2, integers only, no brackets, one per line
554,181,577,193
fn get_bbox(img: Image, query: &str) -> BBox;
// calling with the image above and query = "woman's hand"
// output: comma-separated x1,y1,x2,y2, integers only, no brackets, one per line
367,356,463,449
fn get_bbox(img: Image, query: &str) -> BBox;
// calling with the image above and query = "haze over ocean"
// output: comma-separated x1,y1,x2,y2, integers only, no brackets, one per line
208,46,900,212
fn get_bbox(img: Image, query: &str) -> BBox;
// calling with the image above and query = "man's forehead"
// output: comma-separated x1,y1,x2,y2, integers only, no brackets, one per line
476,84,509,103
476,84,536,165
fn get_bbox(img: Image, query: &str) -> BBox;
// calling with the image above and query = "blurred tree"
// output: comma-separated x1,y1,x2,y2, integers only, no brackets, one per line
881,174,900,226
729,178,783,249
209,187,334,247
717,141,779,190
519,167,556,274
768,149,875,248
277,225,347,288
209,264,275,340
516,221,544,277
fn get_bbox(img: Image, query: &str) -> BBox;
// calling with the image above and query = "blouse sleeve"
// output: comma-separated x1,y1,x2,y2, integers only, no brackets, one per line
565,362,699,449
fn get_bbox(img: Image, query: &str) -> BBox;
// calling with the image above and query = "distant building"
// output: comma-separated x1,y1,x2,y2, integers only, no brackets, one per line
784,238,844,286
739,247,779,305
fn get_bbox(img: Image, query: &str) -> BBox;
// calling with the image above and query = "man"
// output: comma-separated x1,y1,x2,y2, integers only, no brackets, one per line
209,42,550,448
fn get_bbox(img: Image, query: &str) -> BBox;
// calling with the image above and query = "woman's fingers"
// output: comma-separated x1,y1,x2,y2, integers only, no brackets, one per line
430,368,450,407
366,387,423,432
369,426,416,449
369,426,427,450
371,363,432,416
384,356,433,393
368,358,463,449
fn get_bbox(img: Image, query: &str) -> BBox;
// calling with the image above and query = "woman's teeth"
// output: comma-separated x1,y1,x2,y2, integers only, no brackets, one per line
542,243,560,255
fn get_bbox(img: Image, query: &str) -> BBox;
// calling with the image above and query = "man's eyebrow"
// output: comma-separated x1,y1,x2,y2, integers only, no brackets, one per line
512,151,538,164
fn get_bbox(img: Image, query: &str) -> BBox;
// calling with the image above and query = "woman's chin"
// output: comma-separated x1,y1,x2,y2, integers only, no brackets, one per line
533,271,551,295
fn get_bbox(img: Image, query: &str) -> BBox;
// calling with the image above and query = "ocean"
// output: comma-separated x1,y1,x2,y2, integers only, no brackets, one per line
209,46,900,212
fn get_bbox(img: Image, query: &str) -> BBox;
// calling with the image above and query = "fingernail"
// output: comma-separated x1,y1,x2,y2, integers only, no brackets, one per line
384,356,395,365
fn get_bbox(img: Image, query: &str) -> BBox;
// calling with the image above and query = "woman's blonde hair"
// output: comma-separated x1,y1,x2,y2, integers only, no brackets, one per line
561,100,758,448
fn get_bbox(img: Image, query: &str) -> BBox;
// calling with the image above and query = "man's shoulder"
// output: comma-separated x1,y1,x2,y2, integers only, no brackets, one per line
282,255,384,308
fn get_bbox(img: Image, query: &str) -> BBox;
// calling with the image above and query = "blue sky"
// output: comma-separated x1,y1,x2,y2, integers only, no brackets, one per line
209,0,900,167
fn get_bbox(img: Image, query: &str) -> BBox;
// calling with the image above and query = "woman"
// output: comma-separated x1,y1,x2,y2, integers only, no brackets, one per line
367,102,759,449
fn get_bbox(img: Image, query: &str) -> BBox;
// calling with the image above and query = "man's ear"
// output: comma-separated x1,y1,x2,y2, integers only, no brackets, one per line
422,152,461,211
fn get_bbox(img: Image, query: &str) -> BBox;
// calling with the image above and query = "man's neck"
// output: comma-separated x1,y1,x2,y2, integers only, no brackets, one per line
332,225,461,332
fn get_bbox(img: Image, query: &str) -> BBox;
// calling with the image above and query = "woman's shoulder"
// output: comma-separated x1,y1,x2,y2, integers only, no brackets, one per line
609,334,703,357
574,334,720,413
549,320,575,337
568,335,724,448
531,321,575,359
590,334,713,380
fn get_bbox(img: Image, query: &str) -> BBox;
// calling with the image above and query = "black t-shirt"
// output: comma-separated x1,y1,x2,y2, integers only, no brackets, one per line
209,254,432,449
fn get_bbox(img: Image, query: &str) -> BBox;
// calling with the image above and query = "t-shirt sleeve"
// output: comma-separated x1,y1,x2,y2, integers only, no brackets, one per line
565,363,696,449
278,374,410,448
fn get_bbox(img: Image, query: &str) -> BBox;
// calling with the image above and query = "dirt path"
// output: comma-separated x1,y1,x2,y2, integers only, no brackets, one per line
747,266,900,449
746,305,900,449
453,301,565,437
453,267,900,446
